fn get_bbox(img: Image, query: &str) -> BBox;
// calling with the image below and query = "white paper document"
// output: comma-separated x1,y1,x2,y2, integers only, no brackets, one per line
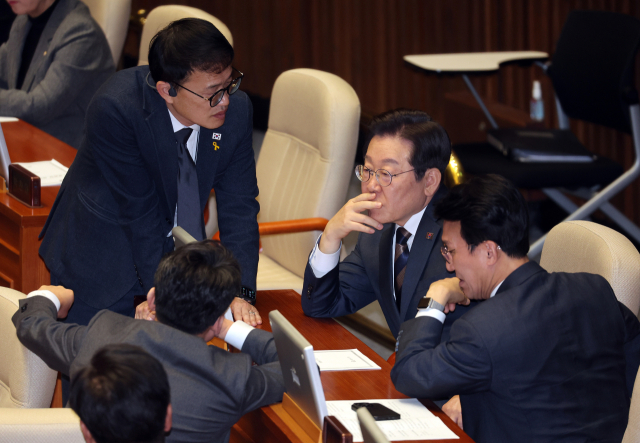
15,159,69,186
313,349,381,371
0,117,19,123
326,398,459,441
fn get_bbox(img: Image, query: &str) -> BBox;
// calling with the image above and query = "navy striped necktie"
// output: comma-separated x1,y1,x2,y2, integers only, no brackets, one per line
394,226,412,311
175,127,204,240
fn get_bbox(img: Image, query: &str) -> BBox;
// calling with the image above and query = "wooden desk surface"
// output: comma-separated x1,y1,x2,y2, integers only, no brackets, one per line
233,290,473,443
0,120,76,291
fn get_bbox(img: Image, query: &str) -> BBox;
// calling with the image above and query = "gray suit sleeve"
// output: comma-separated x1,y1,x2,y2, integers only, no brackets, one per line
11,296,86,376
0,16,114,125
302,238,376,318
391,316,492,399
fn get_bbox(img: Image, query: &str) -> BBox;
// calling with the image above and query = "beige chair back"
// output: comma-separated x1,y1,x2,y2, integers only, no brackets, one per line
0,408,84,442
82,0,132,64
0,288,57,408
540,220,640,316
257,68,360,279
137,5,233,66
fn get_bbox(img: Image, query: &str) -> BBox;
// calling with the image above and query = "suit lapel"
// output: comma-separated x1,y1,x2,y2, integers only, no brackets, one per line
21,0,71,91
196,126,221,207
399,210,441,319
6,17,29,89
378,223,400,333
142,75,179,215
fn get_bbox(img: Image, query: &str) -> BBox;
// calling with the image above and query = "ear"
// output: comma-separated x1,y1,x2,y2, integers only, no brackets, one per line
156,81,175,104
422,168,442,198
147,287,157,312
164,404,173,433
483,241,501,266
80,421,96,443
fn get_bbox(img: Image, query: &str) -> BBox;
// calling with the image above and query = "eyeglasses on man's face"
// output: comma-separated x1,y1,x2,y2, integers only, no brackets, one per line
440,244,456,264
174,68,244,107
354,165,416,187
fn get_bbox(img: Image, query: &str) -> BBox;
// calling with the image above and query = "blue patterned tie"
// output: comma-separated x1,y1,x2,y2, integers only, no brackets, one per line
175,127,203,240
394,227,412,311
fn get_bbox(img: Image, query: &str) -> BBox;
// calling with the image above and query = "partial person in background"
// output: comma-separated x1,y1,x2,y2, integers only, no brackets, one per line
70,344,172,443
0,0,114,148
391,174,640,442
302,109,476,341
14,240,284,443
0,1,16,44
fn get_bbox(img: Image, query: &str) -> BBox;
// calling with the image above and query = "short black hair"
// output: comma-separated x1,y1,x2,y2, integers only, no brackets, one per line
154,240,240,335
148,18,233,86
366,109,451,180
69,344,170,443
434,174,530,258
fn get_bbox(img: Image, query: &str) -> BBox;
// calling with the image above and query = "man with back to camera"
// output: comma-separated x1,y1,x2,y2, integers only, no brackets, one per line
391,174,640,442
38,17,261,328
301,109,476,341
0,0,114,148
69,344,173,443
14,240,285,443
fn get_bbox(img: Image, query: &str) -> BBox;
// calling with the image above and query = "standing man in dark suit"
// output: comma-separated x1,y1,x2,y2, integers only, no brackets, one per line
302,109,472,340
14,241,285,443
391,174,640,443
39,18,260,327
0,0,114,148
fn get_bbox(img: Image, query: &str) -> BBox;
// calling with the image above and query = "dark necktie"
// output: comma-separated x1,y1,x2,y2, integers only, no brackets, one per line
394,227,412,311
175,127,203,240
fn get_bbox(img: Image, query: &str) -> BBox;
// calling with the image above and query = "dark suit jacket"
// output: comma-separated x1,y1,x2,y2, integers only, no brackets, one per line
0,0,114,148
391,261,640,443
301,187,475,339
12,296,284,443
39,66,260,310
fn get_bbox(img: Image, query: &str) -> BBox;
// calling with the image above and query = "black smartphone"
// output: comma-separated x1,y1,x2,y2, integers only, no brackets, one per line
351,402,401,421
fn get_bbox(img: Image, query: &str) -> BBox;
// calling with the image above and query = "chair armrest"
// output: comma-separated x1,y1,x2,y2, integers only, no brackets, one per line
212,217,328,241
404,51,548,73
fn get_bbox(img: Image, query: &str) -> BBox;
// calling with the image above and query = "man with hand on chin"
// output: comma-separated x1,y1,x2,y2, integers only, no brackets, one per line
301,109,475,341
39,18,260,329
14,240,285,443
391,175,640,443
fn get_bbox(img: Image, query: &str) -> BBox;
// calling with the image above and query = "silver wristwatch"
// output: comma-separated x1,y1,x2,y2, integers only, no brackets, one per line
417,297,445,312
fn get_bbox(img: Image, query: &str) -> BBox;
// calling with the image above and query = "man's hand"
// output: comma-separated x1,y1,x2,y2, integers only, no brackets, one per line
230,297,261,326
319,193,383,254
37,285,74,319
427,278,469,308
442,395,463,429
135,301,156,321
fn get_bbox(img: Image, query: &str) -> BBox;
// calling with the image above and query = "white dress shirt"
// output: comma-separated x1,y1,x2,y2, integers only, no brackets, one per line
309,205,428,302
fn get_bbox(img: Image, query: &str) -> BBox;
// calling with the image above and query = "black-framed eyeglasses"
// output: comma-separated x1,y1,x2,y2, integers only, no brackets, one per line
174,68,244,107
440,244,455,264
355,165,415,187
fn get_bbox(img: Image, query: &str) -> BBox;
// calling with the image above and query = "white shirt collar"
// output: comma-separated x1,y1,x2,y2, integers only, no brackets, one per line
168,109,200,134
395,205,427,237
490,280,504,298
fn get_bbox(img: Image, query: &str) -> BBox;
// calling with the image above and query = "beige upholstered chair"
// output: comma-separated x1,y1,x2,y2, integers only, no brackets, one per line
540,220,640,316
82,0,132,64
254,68,360,292
0,408,83,443
137,5,233,66
0,287,57,408
623,367,640,443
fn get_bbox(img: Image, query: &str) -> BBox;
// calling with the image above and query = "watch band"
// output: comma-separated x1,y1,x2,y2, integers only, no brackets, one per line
240,286,256,306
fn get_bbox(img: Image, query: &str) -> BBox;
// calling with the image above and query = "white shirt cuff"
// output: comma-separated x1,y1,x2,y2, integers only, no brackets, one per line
416,308,446,323
309,234,341,278
224,320,255,349
27,290,60,312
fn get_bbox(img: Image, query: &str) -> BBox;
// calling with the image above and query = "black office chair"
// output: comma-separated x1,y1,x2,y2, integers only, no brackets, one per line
453,10,640,257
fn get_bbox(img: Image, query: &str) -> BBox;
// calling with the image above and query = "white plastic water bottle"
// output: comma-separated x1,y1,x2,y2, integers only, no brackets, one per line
530,80,544,122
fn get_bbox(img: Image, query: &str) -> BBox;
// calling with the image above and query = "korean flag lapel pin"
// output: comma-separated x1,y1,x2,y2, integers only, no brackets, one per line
212,133,221,150
426,232,434,240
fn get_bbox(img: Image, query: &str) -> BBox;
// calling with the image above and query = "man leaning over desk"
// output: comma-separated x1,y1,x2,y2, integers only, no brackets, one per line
14,240,284,443
38,18,260,327
391,174,640,442
302,109,476,340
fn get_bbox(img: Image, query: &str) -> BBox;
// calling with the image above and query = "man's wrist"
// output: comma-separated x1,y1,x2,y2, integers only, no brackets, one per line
27,290,60,312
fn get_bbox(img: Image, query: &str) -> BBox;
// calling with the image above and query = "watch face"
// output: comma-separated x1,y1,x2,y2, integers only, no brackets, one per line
417,297,431,309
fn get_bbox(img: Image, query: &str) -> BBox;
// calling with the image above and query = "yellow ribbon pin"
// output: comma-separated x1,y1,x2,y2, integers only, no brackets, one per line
212,142,220,150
